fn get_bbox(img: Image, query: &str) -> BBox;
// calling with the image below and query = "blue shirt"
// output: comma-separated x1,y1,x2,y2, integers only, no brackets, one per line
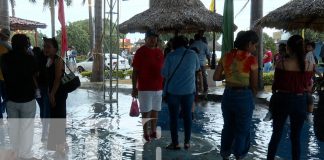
162,47,200,95
190,40,210,66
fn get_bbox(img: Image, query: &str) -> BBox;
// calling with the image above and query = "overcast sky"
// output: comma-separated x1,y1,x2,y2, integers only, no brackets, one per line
11,0,290,42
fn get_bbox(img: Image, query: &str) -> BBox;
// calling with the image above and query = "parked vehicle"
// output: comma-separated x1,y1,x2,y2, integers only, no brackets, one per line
76,53,131,73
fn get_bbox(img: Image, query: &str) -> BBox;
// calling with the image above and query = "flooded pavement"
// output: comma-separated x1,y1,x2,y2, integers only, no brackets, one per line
0,88,323,160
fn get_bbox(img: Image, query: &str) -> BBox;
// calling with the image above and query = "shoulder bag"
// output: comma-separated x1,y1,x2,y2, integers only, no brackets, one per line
163,49,188,102
59,57,81,93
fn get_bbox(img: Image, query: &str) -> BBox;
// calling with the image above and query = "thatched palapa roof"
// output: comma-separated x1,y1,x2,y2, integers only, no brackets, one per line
9,16,47,31
118,0,230,34
255,0,324,32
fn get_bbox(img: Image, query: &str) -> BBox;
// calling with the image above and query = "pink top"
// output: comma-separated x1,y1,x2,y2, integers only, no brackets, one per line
272,68,314,93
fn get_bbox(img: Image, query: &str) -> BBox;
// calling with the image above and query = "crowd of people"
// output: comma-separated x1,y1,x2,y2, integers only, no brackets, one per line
0,26,323,159
131,29,322,160
0,28,68,160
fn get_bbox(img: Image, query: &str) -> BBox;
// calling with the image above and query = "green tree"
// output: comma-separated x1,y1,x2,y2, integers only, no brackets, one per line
26,31,46,47
291,29,324,42
159,32,221,42
41,0,72,37
56,19,124,56
205,32,222,43
56,21,90,54
8,0,72,37
82,0,94,55
158,32,221,51
263,32,276,54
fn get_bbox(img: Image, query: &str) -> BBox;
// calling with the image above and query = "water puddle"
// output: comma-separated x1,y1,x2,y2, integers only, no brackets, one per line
0,89,323,159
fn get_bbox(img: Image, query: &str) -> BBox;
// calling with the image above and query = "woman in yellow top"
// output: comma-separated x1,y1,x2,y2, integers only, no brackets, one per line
213,30,259,160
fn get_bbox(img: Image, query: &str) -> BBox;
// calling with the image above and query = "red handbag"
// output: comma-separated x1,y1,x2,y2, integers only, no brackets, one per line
129,98,140,117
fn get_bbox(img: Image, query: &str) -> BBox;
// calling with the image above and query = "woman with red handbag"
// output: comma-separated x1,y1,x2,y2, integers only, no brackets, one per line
131,29,164,142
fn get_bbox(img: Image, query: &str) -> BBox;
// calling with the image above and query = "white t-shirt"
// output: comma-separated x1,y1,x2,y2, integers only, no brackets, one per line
66,50,72,57
305,51,316,65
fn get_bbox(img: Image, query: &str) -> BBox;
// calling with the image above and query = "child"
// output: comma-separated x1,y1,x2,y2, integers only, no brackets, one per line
305,42,322,122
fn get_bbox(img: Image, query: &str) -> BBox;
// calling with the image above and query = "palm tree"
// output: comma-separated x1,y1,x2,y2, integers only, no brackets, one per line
82,0,94,57
91,0,104,82
42,0,72,37
0,0,10,29
251,0,263,90
9,0,36,17
8,0,72,37
149,0,154,7
9,0,15,17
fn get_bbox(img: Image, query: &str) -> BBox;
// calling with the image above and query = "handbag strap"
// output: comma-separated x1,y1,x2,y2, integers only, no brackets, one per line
165,49,188,91
57,55,74,74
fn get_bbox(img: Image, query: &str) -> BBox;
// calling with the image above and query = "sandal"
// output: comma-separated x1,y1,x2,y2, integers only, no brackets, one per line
165,143,181,150
184,143,190,150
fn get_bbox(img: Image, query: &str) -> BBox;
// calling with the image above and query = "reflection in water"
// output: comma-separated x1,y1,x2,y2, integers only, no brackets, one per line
0,124,5,145
0,89,323,159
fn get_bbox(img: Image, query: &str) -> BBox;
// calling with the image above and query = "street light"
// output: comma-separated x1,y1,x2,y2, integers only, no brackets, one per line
210,0,216,69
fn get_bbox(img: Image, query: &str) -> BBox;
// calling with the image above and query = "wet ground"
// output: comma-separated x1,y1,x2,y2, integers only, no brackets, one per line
0,87,323,160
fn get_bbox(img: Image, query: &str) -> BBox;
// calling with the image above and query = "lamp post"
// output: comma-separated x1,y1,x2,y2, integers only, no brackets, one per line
210,0,216,69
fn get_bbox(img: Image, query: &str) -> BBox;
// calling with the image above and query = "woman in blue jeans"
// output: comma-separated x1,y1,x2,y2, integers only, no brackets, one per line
267,35,313,160
33,47,51,141
162,35,200,150
213,30,259,159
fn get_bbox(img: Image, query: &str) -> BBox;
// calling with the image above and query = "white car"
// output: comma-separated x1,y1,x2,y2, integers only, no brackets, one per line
77,54,131,73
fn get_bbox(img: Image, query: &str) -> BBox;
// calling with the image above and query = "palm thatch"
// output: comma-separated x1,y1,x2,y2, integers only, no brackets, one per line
118,0,231,34
255,0,324,32
10,16,47,31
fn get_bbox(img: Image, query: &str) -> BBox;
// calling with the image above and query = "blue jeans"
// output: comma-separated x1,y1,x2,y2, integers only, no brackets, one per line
263,62,272,73
36,87,51,138
167,93,194,145
36,87,51,119
267,92,307,160
220,88,254,159
69,57,76,64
